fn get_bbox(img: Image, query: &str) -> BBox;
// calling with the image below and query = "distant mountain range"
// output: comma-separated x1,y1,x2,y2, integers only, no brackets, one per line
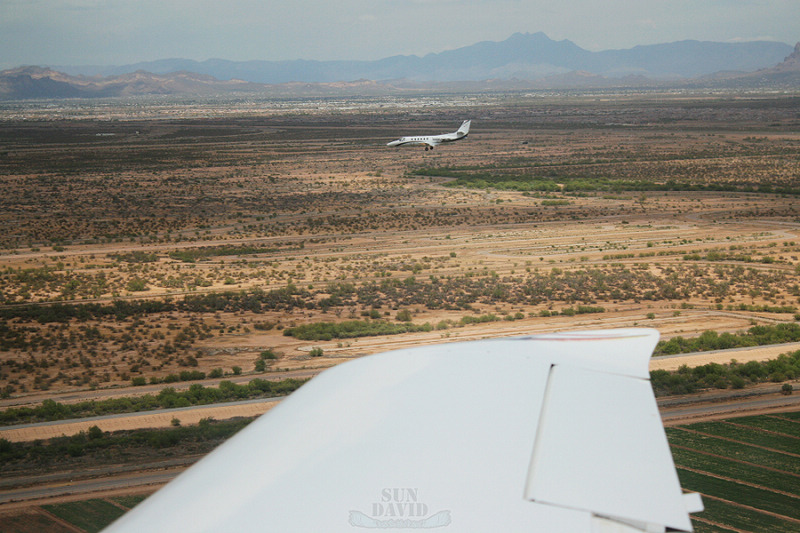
1,33,798,99
0,67,266,99
54,33,794,82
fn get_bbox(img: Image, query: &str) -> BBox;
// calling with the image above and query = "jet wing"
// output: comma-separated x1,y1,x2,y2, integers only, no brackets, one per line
425,139,442,148
103,328,701,533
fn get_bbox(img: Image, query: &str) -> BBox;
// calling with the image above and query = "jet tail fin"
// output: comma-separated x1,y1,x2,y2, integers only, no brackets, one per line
458,120,471,136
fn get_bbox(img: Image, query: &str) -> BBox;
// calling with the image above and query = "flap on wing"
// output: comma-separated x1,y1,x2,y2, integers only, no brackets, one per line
525,364,694,533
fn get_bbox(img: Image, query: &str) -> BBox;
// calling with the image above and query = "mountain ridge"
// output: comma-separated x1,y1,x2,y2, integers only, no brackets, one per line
51,32,793,83
2,33,798,99
0,66,263,99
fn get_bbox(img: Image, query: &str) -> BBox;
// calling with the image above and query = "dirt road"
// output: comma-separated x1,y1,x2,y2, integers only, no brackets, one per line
659,391,800,425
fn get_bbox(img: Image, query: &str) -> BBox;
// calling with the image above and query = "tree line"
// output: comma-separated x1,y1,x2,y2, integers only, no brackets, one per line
654,324,800,356
0,285,310,324
0,378,306,426
0,417,252,465
651,349,800,396
283,320,433,341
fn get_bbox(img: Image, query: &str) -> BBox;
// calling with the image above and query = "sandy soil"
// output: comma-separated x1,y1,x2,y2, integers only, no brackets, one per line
2,106,799,399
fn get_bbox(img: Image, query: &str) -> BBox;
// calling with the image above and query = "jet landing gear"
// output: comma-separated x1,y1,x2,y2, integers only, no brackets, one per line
425,146,433,151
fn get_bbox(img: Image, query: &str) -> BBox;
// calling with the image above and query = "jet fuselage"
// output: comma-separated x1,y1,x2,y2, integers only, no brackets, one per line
387,120,471,150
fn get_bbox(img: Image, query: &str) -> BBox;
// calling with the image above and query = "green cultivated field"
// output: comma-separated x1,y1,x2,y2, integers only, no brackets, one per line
676,420,800,455
731,414,800,435
693,498,799,533
1,495,149,533
669,447,800,496
666,426,800,475
42,499,128,533
668,413,800,532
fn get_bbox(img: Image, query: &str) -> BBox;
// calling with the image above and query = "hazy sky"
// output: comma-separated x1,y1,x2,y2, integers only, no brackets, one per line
1,0,798,69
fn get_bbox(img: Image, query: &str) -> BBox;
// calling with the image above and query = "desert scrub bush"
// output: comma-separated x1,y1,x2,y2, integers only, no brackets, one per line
0,418,254,467
654,324,800,356
309,347,324,357
650,349,800,396
284,320,432,341
0,378,307,425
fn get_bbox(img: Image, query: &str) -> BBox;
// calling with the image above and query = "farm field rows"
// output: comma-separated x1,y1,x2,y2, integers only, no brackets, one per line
0,494,149,533
668,411,800,532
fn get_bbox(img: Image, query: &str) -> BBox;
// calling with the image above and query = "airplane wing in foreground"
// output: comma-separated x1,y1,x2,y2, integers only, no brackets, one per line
104,328,702,532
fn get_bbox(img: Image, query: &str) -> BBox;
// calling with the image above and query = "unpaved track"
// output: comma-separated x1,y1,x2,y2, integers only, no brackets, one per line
660,393,800,426
0,468,186,508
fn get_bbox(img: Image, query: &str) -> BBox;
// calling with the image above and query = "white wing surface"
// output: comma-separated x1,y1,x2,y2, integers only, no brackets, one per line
104,328,700,532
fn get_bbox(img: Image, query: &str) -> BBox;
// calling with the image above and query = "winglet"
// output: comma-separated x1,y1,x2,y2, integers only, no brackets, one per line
684,492,705,514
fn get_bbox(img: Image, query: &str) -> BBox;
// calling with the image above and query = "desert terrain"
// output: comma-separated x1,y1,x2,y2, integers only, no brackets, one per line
1,93,799,403
0,92,799,529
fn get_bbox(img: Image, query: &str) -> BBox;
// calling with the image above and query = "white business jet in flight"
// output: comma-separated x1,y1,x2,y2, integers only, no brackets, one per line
387,120,471,150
